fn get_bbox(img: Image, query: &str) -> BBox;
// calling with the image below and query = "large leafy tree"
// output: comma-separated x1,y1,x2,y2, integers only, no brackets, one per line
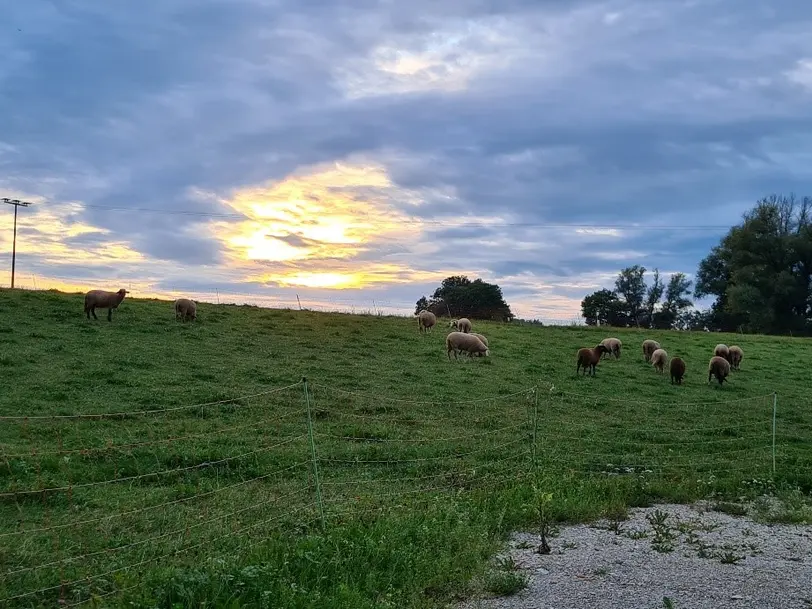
614,265,647,326
580,289,628,326
654,273,693,329
415,275,514,321
695,194,812,334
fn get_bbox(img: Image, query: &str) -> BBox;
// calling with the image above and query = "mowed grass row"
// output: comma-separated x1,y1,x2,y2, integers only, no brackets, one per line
1,288,811,608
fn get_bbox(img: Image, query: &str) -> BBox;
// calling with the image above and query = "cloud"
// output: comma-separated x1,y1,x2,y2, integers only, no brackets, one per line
1,0,812,320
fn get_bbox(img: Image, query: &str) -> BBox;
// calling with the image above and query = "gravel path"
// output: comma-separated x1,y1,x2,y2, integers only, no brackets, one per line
458,502,812,609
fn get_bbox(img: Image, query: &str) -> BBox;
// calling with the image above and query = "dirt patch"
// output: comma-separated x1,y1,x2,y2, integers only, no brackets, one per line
459,502,812,609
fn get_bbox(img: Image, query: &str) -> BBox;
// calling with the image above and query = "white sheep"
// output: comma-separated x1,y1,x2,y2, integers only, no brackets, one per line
417,310,436,333
450,317,472,333
642,339,660,362
651,348,668,373
84,288,128,322
470,332,488,347
446,331,489,360
174,298,197,322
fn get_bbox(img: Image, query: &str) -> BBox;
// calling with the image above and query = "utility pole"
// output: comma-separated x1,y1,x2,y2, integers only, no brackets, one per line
2,198,33,289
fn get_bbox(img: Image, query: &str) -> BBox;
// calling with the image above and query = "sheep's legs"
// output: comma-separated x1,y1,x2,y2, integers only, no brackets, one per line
89,306,98,320
107,308,113,322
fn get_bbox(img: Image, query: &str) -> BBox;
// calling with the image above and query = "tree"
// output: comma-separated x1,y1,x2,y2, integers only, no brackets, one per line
414,296,430,316
654,272,693,329
695,193,812,334
614,265,647,326
643,268,664,327
580,289,627,326
415,275,514,321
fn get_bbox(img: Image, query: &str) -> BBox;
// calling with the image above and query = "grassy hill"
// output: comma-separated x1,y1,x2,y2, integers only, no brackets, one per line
1,288,810,608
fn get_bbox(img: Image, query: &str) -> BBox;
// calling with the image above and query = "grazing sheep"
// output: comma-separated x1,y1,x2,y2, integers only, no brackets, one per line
417,310,436,333
708,355,731,386
669,356,686,384
449,317,472,333
728,345,743,370
599,337,622,359
84,288,127,322
651,348,668,373
174,298,197,322
714,343,730,362
446,331,489,360
576,344,611,376
642,339,660,362
471,332,489,347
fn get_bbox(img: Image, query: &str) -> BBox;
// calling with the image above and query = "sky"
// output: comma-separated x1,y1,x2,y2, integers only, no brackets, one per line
1,1,811,322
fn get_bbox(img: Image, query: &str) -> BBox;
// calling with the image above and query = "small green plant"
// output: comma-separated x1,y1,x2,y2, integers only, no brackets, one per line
713,502,747,516
625,529,649,540
720,551,745,565
647,509,676,552
663,597,675,609
483,571,529,597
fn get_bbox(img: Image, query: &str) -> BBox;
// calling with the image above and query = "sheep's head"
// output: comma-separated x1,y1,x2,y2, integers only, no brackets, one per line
596,344,611,355
450,320,457,328
118,289,127,297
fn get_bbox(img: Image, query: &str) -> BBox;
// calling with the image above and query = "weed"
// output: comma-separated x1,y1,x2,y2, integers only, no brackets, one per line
713,502,748,516
720,551,745,565
483,571,529,597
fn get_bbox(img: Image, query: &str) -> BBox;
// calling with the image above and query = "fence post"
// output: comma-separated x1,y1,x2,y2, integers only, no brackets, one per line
302,377,326,529
531,386,539,468
771,392,777,476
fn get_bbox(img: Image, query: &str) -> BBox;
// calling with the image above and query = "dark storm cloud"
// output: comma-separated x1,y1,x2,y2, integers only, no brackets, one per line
2,0,812,317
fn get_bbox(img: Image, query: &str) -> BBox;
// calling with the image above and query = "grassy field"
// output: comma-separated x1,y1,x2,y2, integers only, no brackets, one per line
1,288,811,608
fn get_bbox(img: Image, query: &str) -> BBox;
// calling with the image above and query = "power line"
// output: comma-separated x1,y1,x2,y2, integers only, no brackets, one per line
1,198,33,289
75,203,729,230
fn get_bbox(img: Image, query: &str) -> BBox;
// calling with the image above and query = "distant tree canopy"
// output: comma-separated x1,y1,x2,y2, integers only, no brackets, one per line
695,194,812,334
415,275,514,321
581,267,693,329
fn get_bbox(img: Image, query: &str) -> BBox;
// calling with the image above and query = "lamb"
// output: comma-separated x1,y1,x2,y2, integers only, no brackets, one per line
471,332,489,347
449,318,472,333
599,337,622,359
446,331,489,360
708,355,731,386
417,310,436,333
669,356,686,384
576,344,611,376
174,298,197,322
728,345,743,370
651,348,668,373
642,339,660,362
714,343,730,362
84,288,127,322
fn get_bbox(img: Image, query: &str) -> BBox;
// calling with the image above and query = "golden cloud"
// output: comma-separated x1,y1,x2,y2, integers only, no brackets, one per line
0,201,144,265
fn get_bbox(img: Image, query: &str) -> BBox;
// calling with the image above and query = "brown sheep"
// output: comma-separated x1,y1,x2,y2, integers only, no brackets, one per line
84,288,127,322
599,337,622,359
174,298,197,322
651,348,668,373
642,339,660,362
669,356,686,384
728,345,743,370
449,317,472,333
576,344,611,376
417,310,436,333
446,331,489,360
714,343,730,362
708,355,731,386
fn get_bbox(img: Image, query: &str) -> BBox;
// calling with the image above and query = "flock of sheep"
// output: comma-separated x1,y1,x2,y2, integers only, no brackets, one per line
416,310,490,359
85,293,742,388
83,288,197,322
577,336,744,386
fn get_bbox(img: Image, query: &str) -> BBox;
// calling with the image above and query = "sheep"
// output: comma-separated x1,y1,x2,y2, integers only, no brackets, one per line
417,310,436,333
651,348,668,373
449,317,472,333
576,344,611,376
708,355,731,386
669,356,686,384
174,298,197,322
446,331,489,360
84,288,127,322
714,343,730,362
728,345,743,370
599,337,622,359
642,339,660,362
470,332,489,347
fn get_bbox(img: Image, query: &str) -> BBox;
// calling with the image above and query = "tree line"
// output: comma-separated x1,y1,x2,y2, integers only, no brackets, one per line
415,275,514,322
581,193,812,335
